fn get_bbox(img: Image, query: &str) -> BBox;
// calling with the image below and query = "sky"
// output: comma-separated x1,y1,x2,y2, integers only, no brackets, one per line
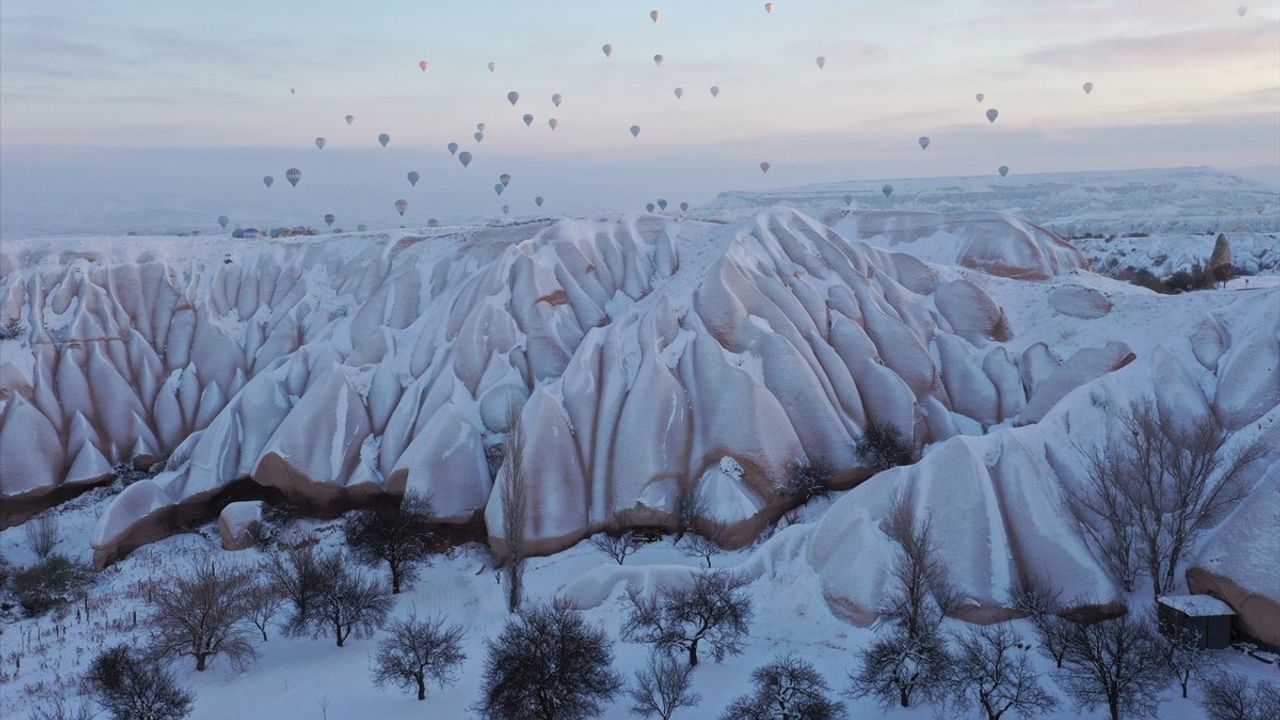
2,0,1278,233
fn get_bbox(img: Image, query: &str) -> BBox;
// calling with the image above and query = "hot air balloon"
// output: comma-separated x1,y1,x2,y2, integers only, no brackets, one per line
552,93,563,107
764,2,774,13
419,60,430,72
657,199,668,210
500,174,511,187
653,54,664,67
646,203,656,213
650,10,660,23
1082,82,1094,95
494,184,505,196
602,44,614,58
674,87,684,99
548,118,559,131
263,175,274,188
447,142,459,155
986,108,999,123
407,171,420,186
975,93,984,103
217,215,229,229
395,199,408,216
477,123,486,132
630,125,641,138
324,214,335,227
816,56,826,69
522,114,534,127
710,86,720,98
315,137,325,149
998,166,1009,178
428,218,439,227
488,61,497,73
680,202,689,212
378,133,390,147
882,184,893,198
760,162,770,174
535,196,544,207
358,224,367,232
345,114,354,125
290,88,296,95
507,91,520,106
843,193,853,206
918,136,930,150
458,152,473,168
502,205,510,216
1237,6,1247,18
286,168,301,187
475,132,484,142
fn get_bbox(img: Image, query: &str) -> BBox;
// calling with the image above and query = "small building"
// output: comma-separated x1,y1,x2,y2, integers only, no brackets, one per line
1157,594,1236,649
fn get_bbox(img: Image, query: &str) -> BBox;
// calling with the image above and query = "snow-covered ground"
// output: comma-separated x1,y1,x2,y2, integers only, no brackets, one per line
2,489,1275,720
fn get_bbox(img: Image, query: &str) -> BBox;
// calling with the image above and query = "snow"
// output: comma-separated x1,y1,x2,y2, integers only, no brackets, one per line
1158,594,1236,617
3,165,1279,719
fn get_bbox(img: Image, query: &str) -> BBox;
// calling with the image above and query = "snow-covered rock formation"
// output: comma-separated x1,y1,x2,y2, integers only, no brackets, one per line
2,209,1111,566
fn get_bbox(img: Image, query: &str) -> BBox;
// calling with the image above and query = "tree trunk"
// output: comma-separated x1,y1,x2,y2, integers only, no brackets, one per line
1108,695,1120,720
196,653,207,672
260,626,269,642
899,686,910,708
391,564,402,594
416,674,426,701
688,641,699,667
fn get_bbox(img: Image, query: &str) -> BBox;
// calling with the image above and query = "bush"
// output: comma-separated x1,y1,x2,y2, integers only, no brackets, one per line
12,555,93,616
781,461,832,504
24,515,60,559
476,601,622,720
87,645,194,720
855,422,915,472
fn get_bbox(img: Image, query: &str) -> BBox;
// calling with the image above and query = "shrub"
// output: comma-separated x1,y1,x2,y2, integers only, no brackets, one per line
12,555,93,616
855,422,915,472
24,515,60,558
86,645,194,720
781,461,832,505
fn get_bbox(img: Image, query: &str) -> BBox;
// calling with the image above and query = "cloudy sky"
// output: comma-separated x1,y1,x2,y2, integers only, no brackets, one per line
2,0,1277,232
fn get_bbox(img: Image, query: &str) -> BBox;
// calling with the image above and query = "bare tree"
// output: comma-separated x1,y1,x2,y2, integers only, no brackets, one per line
1198,670,1280,720
722,654,846,720
1010,572,1076,670
622,570,753,667
1164,626,1218,700
679,528,724,569
673,489,705,543
265,541,322,636
590,530,642,565
1056,614,1170,720
372,614,467,701
86,646,193,720
628,650,701,720
25,515,60,559
1068,401,1264,598
310,551,392,647
501,400,528,613
475,601,623,720
848,502,954,709
243,574,283,642
943,625,1058,720
344,493,435,594
146,560,256,672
